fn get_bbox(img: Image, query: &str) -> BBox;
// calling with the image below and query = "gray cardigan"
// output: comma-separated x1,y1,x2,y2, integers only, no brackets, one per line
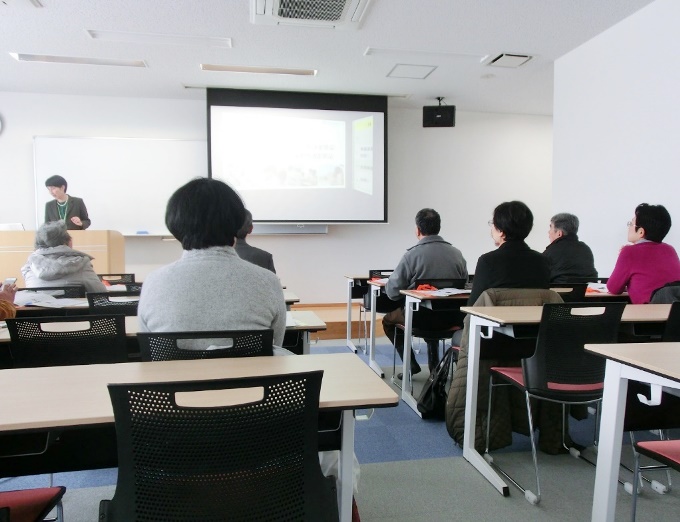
138,246,286,346
386,235,468,300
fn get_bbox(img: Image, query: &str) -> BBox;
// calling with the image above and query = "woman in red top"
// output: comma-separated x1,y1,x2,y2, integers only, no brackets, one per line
607,203,680,303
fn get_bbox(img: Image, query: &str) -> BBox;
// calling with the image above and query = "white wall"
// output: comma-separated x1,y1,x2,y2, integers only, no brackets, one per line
553,0,680,277
0,91,552,303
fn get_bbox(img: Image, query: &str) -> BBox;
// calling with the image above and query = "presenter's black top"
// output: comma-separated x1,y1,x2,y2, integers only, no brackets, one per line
45,196,91,230
235,239,276,273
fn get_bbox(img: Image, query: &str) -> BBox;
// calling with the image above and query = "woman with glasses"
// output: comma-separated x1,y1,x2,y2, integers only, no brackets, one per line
467,200,550,306
607,203,680,303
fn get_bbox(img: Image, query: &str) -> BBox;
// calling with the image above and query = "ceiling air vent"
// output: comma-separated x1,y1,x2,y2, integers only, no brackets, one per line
251,0,372,29
483,53,533,68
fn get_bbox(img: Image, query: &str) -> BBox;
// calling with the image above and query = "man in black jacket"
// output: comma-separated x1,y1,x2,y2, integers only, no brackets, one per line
543,213,598,283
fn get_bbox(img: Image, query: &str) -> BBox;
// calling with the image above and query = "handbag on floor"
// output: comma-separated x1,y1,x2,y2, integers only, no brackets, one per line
417,346,456,419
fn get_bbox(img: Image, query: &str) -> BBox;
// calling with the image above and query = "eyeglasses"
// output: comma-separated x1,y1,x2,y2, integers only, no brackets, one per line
627,221,640,230
488,220,494,227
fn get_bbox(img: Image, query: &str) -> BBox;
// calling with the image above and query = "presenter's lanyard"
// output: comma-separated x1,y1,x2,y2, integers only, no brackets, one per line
57,200,68,221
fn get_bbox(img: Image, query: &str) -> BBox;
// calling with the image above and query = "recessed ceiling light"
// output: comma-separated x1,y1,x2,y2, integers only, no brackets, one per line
87,30,232,48
483,53,533,68
200,64,317,76
387,64,437,80
9,52,147,67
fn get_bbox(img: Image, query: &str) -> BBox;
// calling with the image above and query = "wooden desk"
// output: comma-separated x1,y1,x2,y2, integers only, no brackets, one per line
0,353,398,522
586,342,680,521
459,304,672,498
399,290,470,415
282,288,300,310
1,311,326,355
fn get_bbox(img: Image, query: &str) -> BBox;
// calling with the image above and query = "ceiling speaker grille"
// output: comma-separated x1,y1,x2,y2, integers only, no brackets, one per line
278,0,346,21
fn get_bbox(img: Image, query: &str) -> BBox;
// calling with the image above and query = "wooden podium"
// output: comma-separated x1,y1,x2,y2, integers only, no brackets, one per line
0,230,125,283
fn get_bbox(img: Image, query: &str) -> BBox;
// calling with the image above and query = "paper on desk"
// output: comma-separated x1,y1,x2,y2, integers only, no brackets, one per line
14,291,85,308
106,284,128,292
587,283,608,293
430,288,471,296
285,311,296,327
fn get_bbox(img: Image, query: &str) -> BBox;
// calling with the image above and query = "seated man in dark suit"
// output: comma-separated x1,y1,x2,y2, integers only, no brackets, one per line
543,212,598,283
234,210,276,273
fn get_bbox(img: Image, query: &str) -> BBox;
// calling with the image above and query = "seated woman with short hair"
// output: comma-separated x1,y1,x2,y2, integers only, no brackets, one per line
607,203,680,304
138,178,287,347
21,221,106,292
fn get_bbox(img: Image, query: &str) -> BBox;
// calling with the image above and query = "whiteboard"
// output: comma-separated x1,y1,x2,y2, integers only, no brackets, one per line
34,137,208,235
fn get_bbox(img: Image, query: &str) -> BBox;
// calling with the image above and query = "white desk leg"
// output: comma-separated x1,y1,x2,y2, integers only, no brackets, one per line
338,410,355,522
591,360,628,522
401,296,422,416
368,285,383,377
346,279,358,353
462,315,509,496
301,331,310,355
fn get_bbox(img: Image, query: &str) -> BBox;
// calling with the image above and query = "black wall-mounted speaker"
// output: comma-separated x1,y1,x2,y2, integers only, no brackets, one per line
423,105,455,127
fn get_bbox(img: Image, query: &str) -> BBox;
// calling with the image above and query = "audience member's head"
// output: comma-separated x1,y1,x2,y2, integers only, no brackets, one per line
45,175,67,192
34,221,71,249
549,212,579,242
631,203,672,243
415,208,441,236
491,201,534,242
166,178,245,250
236,209,254,240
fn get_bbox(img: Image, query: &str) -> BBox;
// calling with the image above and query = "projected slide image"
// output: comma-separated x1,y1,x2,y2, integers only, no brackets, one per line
352,116,374,195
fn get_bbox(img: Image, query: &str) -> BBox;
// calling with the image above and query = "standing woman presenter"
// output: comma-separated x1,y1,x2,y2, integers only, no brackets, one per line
44,175,91,230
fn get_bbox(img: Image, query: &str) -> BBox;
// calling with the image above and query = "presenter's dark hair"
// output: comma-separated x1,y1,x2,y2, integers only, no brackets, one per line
166,178,245,250
415,208,441,236
635,203,672,242
236,209,253,240
45,175,67,191
492,201,534,241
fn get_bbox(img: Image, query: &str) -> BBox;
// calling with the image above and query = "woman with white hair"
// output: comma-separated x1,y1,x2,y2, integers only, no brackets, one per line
21,221,106,292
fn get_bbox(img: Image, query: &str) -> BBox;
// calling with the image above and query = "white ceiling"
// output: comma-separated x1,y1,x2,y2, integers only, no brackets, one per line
0,0,655,115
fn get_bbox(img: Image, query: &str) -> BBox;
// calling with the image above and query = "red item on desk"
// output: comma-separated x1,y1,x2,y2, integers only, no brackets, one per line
416,284,438,291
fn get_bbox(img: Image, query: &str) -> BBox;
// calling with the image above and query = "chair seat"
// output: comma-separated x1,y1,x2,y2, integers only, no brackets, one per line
0,486,65,522
635,440,680,469
490,366,604,392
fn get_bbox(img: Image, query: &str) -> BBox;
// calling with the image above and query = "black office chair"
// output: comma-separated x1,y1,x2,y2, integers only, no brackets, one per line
87,291,140,316
485,302,625,505
5,314,128,367
98,273,135,285
100,371,338,521
122,282,143,293
17,285,86,298
550,283,588,303
137,330,274,361
359,269,398,351
393,278,467,384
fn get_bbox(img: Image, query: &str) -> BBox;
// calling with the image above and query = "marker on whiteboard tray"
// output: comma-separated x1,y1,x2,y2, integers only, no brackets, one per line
136,230,149,235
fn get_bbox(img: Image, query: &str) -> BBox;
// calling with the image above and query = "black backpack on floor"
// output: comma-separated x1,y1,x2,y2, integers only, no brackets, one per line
417,346,457,419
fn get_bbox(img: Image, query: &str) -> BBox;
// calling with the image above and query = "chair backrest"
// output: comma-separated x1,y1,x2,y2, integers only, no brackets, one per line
5,314,128,367
550,283,587,303
17,285,86,298
650,281,680,304
123,282,143,293
86,291,140,316
523,302,625,401
368,269,393,279
663,301,680,341
104,371,338,521
98,273,136,285
414,278,466,289
137,330,274,361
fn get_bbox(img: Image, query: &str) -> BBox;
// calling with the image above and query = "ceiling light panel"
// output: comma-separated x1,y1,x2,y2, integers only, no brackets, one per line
87,30,231,48
387,64,437,80
200,63,317,76
10,53,147,67
484,53,533,68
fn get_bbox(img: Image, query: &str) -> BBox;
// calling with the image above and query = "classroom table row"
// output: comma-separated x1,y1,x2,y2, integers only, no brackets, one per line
0,353,399,522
